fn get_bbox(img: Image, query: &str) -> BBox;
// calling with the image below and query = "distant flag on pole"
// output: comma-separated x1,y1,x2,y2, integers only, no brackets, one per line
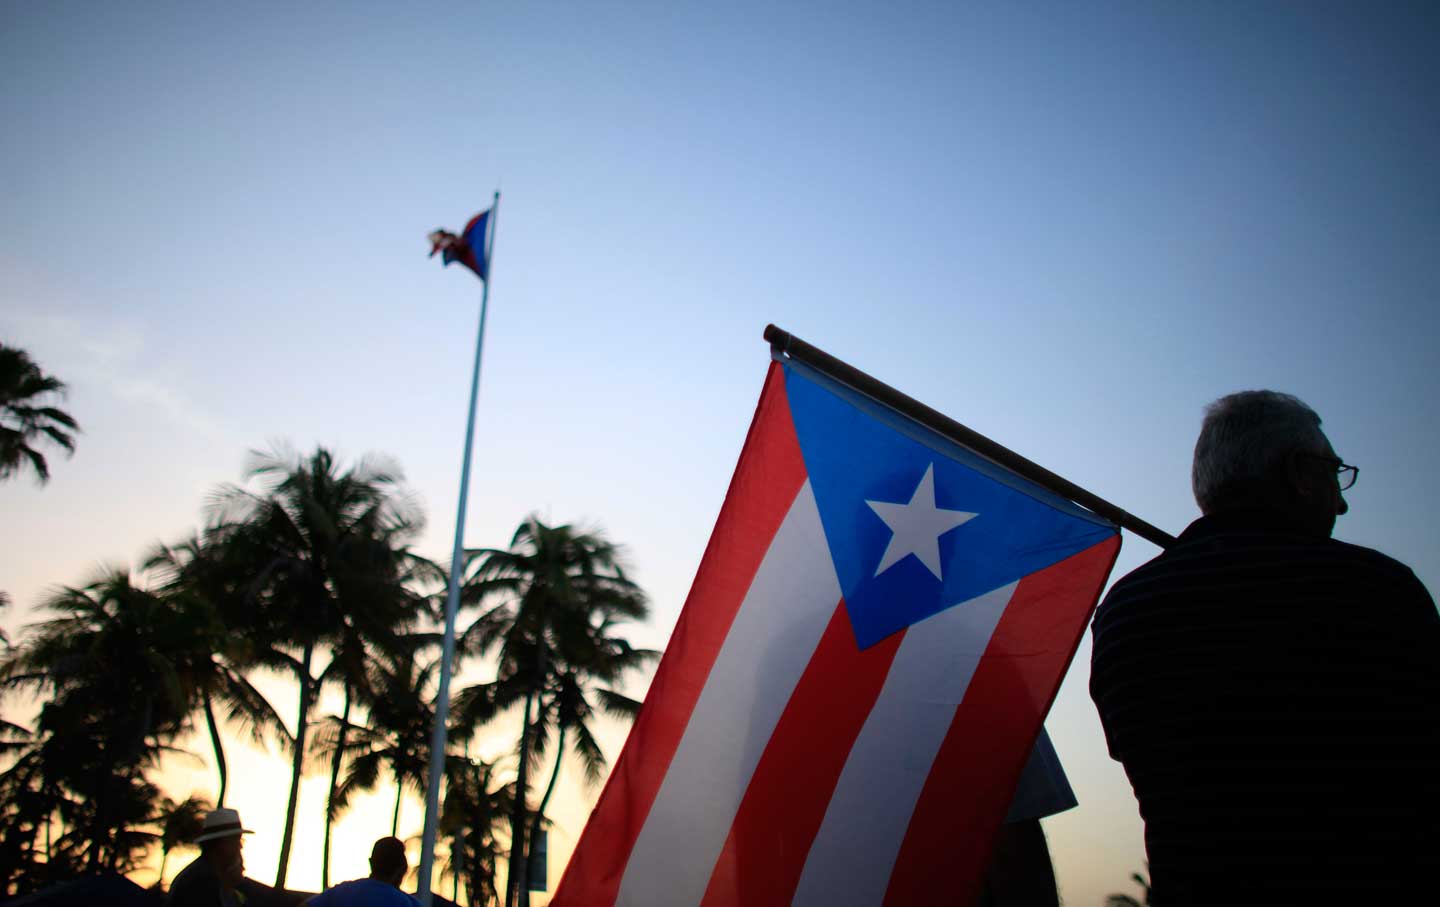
428,208,492,281
550,352,1122,907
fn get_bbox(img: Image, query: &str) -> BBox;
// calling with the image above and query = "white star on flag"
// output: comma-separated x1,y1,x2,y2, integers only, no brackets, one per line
866,463,978,579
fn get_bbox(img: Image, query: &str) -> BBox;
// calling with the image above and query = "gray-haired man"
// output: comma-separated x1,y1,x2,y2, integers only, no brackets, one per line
1090,390,1438,903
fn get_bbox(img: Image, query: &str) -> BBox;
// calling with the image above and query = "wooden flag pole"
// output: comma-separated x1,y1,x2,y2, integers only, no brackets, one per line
763,324,1176,550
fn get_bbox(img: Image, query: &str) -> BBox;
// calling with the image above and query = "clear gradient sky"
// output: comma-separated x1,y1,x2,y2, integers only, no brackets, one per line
3,2,1438,904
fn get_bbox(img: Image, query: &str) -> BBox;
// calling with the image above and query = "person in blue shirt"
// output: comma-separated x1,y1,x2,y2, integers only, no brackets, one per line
304,837,419,907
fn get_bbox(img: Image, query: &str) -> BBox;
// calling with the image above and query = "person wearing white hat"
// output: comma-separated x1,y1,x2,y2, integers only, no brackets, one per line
166,807,252,907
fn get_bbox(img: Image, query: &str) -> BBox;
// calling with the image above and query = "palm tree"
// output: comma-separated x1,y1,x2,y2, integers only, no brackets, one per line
154,794,209,887
206,445,425,889
0,715,51,897
1106,867,1152,907
1,589,11,646
322,645,440,837
0,343,78,484
439,754,515,907
454,517,654,907
0,591,28,755
316,563,442,889
0,570,189,873
143,534,292,808
316,627,372,890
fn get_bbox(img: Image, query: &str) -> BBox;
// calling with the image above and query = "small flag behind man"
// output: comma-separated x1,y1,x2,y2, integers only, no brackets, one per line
551,356,1122,907
428,208,492,281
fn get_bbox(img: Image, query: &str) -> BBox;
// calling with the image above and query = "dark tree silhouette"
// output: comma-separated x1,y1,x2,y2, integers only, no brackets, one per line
321,643,440,836
144,533,291,808
1106,867,1152,907
205,445,426,889
439,753,514,907
314,566,441,888
154,794,210,886
0,570,189,877
0,343,78,484
453,517,654,907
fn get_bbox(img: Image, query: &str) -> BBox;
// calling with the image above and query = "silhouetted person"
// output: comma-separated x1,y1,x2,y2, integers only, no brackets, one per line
1090,391,1439,903
303,837,419,906
979,730,1074,906
166,808,250,907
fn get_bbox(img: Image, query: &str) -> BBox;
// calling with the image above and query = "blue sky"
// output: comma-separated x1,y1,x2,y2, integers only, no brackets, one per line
3,2,1438,902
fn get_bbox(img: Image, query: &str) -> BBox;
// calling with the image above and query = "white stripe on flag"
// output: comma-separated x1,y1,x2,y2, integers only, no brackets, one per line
617,480,840,907
791,581,1018,907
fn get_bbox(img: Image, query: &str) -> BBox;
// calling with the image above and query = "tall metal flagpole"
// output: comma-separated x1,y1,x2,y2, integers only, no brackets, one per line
417,191,500,906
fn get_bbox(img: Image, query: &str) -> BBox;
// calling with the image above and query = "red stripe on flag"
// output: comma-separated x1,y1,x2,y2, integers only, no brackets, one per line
551,361,808,907
882,535,1121,907
699,601,904,907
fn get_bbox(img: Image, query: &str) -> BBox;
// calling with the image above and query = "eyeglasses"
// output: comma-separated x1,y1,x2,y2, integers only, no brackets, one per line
1335,462,1358,491
1303,453,1358,491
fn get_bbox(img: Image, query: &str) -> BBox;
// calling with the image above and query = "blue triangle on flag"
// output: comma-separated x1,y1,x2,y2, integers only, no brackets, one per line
784,362,1115,649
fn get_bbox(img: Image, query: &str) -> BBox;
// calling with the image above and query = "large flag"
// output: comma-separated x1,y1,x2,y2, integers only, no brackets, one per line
551,357,1121,907
428,208,492,280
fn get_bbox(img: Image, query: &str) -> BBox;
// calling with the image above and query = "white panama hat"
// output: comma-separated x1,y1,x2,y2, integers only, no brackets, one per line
193,807,253,844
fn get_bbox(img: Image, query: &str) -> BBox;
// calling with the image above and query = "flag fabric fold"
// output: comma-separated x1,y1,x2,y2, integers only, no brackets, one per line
428,208,491,280
551,358,1121,907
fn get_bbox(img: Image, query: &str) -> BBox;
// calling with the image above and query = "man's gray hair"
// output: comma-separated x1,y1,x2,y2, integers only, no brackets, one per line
1192,390,1329,514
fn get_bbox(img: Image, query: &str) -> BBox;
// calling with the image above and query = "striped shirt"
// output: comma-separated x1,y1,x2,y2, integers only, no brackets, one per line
1090,510,1439,905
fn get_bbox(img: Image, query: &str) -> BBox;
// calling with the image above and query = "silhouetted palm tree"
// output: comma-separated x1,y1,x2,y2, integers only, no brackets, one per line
1106,867,1152,907
0,343,78,484
525,659,648,861
0,591,26,756
453,517,653,907
316,569,442,888
316,627,375,890
0,570,188,873
154,794,209,887
439,753,514,907
0,586,65,896
0,711,52,896
206,445,425,889
144,534,291,808
324,646,438,836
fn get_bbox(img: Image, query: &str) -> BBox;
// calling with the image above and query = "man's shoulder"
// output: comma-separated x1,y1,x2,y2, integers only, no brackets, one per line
1323,536,1426,582
169,855,213,888
1095,526,1433,642
312,878,420,906
1109,525,1419,594
166,858,224,907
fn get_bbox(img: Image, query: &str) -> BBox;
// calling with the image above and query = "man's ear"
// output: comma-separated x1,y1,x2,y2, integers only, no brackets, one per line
1282,451,1313,497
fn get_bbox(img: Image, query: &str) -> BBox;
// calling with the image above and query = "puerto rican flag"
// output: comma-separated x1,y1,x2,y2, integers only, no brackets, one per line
428,208,491,281
551,358,1121,906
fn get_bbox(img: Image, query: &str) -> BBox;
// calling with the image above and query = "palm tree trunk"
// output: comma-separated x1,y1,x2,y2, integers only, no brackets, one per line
203,689,228,806
392,780,403,836
275,642,314,890
504,688,537,907
158,849,170,888
322,682,352,890
505,643,547,907
519,723,566,907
